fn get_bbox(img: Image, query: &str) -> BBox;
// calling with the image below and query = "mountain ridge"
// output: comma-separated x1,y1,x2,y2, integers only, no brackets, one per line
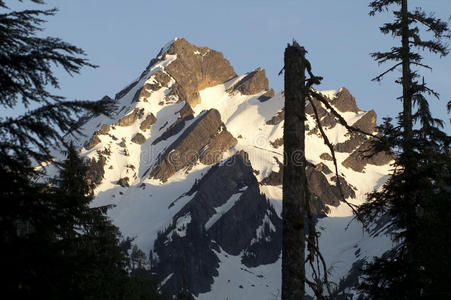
59,38,393,298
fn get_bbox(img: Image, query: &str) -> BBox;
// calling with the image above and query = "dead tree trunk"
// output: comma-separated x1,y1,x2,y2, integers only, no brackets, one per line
282,41,307,300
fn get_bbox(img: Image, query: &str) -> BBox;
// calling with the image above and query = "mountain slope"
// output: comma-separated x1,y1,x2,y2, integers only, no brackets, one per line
62,38,393,298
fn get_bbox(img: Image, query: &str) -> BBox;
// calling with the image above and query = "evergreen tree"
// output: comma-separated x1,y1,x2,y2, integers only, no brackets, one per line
0,0,115,172
358,1,451,298
130,244,148,270
0,1,160,298
51,145,131,300
0,2,177,299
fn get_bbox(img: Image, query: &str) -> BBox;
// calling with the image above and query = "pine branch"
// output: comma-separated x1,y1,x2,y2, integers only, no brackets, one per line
410,61,432,70
369,0,399,16
372,62,402,81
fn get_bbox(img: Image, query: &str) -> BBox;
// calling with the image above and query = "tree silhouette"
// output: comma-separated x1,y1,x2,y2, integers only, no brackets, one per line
358,1,451,298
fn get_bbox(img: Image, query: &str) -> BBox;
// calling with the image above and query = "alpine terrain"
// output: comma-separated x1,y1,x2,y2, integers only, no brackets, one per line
57,38,394,299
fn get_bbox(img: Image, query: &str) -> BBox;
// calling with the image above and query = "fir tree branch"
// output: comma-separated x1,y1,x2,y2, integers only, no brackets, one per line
372,62,402,81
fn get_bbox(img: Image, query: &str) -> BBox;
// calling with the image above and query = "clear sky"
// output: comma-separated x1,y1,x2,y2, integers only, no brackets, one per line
7,0,451,131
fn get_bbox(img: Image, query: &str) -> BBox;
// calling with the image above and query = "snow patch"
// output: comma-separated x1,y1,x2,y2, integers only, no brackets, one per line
167,213,191,240
251,214,276,245
205,190,245,230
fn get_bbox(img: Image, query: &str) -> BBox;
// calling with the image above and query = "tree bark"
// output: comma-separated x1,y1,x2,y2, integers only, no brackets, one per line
401,0,413,156
282,42,307,300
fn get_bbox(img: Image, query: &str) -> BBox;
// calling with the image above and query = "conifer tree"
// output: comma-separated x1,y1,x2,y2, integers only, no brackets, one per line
0,0,115,172
358,1,451,298
52,145,130,299
0,1,125,297
0,2,176,299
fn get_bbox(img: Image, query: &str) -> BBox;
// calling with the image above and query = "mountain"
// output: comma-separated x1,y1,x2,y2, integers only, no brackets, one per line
62,38,394,299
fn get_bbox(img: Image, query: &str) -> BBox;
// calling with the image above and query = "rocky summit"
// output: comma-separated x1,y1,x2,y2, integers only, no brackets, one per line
60,38,394,299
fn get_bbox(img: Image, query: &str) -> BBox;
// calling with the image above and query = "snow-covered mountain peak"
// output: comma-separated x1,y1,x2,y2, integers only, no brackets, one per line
62,38,393,299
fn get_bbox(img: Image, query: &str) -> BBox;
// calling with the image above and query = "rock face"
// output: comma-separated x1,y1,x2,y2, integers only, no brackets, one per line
332,87,360,113
149,109,237,181
352,110,377,133
72,39,394,300
145,71,171,91
116,108,144,127
164,38,237,107
258,88,275,102
139,113,156,131
117,177,130,187
270,137,283,148
131,133,146,145
133,71,173,103
260,159,356,212
151,152,281,296
320,153,333,161
266,109,284,125
335,134,366,153
152,103,194,145
97,124,110,135
342,142,393,172
229,68,270,95
84,134,101,150
84,123,113,150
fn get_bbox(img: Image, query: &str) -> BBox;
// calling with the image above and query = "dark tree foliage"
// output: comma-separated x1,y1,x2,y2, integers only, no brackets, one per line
0,1,164,299
358,0,451,298
0,0,115,172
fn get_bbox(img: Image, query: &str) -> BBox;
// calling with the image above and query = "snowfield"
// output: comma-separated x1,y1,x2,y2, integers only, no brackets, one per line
51,39,394,299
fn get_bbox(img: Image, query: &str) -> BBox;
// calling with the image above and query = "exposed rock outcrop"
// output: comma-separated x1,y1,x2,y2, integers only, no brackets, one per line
150,109,237,181
228,68,270,95
270,137,283,148
352,110,377,133
145,70,171,91
331,175,356,199
84,124,112,150
152,103,194,145
260,159,356,210
258,88,275,102
131,133,146,145
260,159,283,186
266,109,284,125
116,108,144,127
117,177,129,187
320,153,333,161
84,134,101,150
306,166,342,207
305,96,328,119
335,134,366,153
342,141,393,172
152,151,281,295
96,124,110,135
331,87,360,113
139,113,157,131
163,38,237,107
316,162,332,175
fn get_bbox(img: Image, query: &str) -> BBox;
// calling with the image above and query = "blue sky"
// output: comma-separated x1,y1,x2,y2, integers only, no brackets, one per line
7,0,451,131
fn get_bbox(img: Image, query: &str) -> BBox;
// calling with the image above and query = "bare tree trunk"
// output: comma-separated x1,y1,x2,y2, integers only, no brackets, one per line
401,0,413,157
282,42,307,300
